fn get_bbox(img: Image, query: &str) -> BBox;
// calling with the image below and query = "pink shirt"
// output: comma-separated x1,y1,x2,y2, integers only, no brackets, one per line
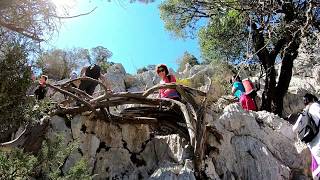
159,75,179,99
239,94,256,111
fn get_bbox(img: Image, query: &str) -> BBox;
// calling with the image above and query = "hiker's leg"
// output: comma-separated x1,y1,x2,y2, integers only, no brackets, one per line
86,84,97,96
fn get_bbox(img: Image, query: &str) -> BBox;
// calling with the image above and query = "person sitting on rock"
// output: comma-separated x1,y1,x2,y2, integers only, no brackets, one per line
231,74,245,100
293,93,320,179
34,75,48,100
79,63,104,96
156,64,180,100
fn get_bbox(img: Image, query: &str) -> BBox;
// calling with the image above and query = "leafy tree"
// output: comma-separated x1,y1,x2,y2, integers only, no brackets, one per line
198,10,247,63
0,43,33,142
0,149,37,179
210,60,235,95
160,0,320,116
177,51,199,72
36,48,87,80
0,0,57,41
36,46,114,79
36,135,78,179
63,159,92,180
90,46,114,73
91,46,113,63
0,135,92,179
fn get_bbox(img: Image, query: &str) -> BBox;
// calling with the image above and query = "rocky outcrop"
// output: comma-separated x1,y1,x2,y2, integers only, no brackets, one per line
104,63,127,93
47,101,310,179
48,114,194,179
204,103,309,179
41,59,316,179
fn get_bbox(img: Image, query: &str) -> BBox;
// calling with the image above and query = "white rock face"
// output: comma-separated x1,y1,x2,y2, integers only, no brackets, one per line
44,59,315,179
204,103,309,179
48,115,72,145
136,70,159,90
47,114,195,179
104,63,126,93
46,102,309,179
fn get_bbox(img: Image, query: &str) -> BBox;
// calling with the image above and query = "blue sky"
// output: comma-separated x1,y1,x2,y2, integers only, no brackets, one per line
47,0,201,74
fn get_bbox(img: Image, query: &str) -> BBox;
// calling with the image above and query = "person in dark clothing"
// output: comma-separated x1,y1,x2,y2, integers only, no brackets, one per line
34,75,48,100
78,64,103,96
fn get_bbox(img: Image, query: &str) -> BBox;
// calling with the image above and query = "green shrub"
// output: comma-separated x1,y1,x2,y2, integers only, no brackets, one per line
0,135,92,179
0,44,33,142
0,149,37,179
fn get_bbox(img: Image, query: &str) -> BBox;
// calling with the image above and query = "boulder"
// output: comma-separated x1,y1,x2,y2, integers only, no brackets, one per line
105,63,126,93
204,103,309,179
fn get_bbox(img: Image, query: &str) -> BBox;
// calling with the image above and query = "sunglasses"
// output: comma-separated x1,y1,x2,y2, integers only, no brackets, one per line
157,68,165,73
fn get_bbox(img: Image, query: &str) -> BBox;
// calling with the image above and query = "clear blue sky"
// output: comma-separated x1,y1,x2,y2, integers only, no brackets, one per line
47,0,201,74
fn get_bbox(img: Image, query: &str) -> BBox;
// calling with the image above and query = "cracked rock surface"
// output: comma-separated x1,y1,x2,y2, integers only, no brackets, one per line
48,102,310,179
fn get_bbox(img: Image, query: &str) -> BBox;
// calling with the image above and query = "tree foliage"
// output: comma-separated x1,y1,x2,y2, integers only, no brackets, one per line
36,46,113,80
0,135,92,179
177,51,199,72
0,149,37,179
90,46,113,73
36,49,87,80
198,10,247,63
0,0,58,41
160,0,320,116
0,43,33,142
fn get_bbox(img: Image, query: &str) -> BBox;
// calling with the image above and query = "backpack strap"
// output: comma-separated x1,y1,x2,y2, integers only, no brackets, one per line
306,103,320,128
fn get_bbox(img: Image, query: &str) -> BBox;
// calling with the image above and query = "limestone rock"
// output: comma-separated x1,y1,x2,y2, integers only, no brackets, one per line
62,151,82,174
136,70,159,90
94,148,134,179
204,103,309,179
149,160,196,180
121,124,150,153
105,63,126,93
71,114,85,139
124,74,144,91
47,115,72,145
84,119,123,148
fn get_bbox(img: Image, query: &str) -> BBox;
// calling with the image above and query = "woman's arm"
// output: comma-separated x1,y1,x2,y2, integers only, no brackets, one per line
80,66,87,77
231,86,236,95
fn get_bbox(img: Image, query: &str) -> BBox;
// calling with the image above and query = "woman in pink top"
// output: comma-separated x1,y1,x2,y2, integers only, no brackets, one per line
239,93,256,111
156,64,180,100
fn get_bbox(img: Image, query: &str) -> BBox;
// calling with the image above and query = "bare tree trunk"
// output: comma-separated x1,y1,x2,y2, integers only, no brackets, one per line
274,37,301,116
252,24,277,112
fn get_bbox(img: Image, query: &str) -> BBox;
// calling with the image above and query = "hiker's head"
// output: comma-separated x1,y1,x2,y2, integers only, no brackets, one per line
156,64,169,78
303,93,318,106
232,75,241,82
39,75,48,84
70,72,77,80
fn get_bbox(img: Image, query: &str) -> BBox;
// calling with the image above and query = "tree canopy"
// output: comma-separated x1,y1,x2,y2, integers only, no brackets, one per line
36,46,113,80
0,0,58,41
0,43,32,142
160,0,320,116
177,51,199,72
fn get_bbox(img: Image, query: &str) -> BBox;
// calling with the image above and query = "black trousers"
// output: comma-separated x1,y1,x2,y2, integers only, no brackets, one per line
79,80,98,96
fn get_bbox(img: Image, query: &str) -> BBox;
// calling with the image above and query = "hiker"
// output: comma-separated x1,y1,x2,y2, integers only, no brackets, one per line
231,75,245,100
293,93,320,179
34,75,48,100
70,71,78,80
69,71,78,88
242,78,257,99
156,64,180,100
239,93,256,111
79,64,104,96
242,78,258,109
